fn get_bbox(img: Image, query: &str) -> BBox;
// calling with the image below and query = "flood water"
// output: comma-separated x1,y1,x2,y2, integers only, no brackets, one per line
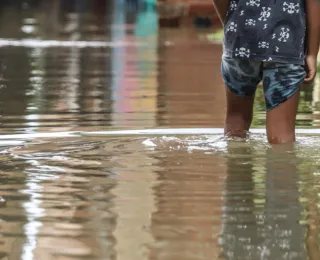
0,1,320,259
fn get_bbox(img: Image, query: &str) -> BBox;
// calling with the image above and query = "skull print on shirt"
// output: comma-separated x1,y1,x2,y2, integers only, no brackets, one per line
223,0,306,65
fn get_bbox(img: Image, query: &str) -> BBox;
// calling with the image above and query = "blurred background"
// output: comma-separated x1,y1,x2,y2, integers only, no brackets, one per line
0,0,317,134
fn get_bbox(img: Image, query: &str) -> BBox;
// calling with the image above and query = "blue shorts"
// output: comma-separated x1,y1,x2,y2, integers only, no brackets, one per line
221,54,306,111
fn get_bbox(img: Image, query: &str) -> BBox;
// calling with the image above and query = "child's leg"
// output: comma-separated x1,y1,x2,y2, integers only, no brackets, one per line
221,55,262,137
266,91,300,144
262,63,306,144
225,88,255,137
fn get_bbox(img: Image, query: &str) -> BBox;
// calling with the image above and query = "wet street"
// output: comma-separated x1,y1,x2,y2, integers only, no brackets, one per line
0,1,319,259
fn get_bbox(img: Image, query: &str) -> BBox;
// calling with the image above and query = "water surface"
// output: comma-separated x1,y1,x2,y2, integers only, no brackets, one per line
0,1,320,259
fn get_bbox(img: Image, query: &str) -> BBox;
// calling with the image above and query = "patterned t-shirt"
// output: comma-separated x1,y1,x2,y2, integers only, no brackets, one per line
223,0,306,65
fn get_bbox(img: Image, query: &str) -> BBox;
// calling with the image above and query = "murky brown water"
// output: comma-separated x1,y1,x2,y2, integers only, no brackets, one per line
0,1,320,259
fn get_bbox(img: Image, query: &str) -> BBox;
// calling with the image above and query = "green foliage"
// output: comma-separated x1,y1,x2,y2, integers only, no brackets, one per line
206,29,224,42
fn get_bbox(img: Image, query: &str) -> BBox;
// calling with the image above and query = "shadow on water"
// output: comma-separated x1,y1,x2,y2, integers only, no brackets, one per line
0,0,319,259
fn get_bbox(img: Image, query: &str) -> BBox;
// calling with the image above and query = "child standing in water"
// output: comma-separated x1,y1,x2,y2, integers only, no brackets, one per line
213,0,320,144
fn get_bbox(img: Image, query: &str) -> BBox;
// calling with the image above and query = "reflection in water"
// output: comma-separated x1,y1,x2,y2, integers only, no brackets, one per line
111,1,158,128
3,133,320,259
149,148,225,260
263,147,306,259
111,139,157,260
221,143,307,259
8,139,118,259
0,0,319,259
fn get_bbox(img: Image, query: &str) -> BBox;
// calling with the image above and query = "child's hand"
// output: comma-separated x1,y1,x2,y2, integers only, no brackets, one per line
304,54,318,83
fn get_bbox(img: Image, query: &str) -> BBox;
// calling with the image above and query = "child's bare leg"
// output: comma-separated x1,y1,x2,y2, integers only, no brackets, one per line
221,55,260,138
225,88,255,138
266,90,300,144
262,62,305,145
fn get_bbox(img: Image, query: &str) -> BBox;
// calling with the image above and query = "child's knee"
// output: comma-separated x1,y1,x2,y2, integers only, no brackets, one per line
267,131,295,144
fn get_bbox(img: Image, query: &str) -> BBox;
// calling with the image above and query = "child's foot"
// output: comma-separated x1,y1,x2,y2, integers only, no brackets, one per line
225,129,249,139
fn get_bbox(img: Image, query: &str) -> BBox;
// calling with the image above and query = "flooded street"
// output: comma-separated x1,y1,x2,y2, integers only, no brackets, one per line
0,1,320,259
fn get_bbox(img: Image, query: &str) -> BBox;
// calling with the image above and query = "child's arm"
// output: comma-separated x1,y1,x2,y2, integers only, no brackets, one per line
212,0,230,25
305,0,320,82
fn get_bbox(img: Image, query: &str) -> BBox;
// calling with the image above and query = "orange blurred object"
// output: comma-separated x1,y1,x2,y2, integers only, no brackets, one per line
158,0,220,27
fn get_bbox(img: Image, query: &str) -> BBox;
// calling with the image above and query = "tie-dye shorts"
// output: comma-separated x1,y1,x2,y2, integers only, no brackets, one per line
221,53,306,111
